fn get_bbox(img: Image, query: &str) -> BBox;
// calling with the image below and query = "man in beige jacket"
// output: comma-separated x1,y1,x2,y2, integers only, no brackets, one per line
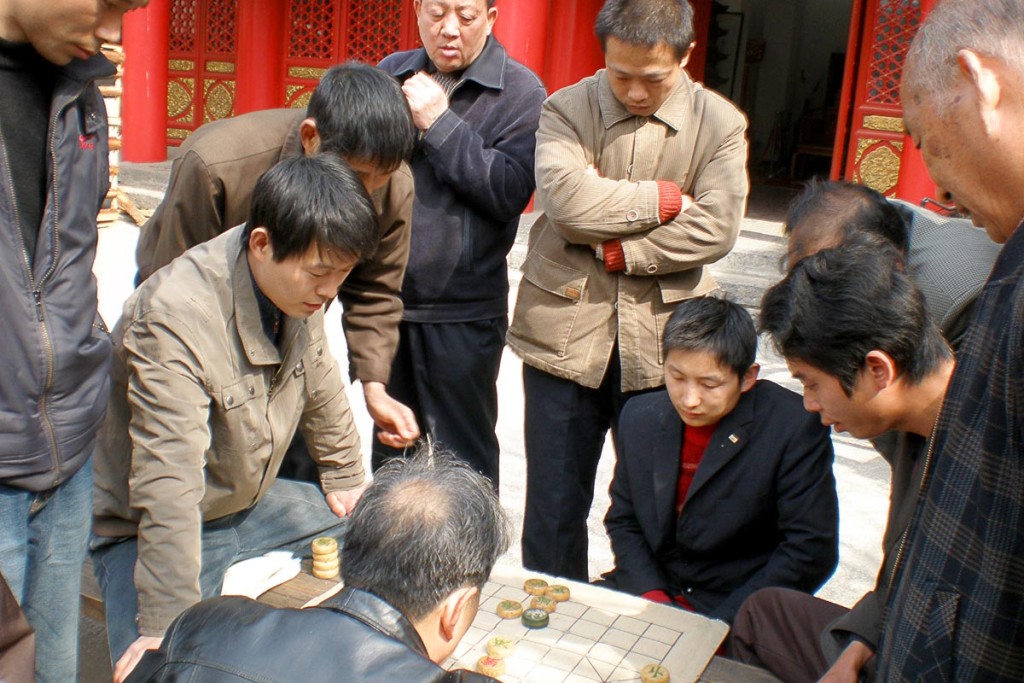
507,0,749,580
92,155,377,681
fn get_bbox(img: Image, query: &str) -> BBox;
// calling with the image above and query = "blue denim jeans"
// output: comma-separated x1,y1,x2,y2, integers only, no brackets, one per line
0,459,93,683
91,477,349,665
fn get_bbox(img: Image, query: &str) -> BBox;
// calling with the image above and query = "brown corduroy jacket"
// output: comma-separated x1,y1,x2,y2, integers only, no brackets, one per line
135,108,413,385
508,72,749,391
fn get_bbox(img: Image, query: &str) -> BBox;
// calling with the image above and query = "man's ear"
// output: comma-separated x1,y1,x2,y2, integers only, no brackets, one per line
247,227,272,263
485,6,498,35
679,42,696,69
740,363,759,393
863,350,898,390
956,48,1002,134
299,118,321,156
439,586,478,642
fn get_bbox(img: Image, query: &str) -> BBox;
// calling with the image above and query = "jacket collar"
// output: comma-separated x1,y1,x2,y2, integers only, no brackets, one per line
231,229,308,367
321,587,430,657
988,217,1024,283
683,383,757,500
280,115,305,162
387,36,508,91
598,70,694,132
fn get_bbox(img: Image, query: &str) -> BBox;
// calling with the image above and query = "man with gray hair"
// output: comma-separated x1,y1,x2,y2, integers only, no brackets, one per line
876,1,1024,679
125,451,511,682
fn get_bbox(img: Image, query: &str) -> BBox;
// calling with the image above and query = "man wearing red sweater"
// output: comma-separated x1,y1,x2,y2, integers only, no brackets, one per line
602,297,839,623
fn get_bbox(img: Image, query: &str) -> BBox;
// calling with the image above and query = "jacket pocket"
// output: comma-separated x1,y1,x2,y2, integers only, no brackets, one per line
917,586,960,681
216,376,268,453
517,252,588,358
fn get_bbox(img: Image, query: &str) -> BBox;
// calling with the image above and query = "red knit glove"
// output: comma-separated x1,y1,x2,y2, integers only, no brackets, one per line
602,239,626,272
657,180,683,223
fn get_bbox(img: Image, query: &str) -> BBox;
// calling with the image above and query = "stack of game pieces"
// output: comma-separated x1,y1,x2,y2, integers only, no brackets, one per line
476,636,516,677
310,537,340,580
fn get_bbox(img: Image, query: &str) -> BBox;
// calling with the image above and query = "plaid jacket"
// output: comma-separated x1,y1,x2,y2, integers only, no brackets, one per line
876,219,1024,681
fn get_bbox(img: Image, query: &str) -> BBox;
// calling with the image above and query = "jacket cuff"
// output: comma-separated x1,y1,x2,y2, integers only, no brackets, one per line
657,181,683,223
602,239,626,272
320,464,367,494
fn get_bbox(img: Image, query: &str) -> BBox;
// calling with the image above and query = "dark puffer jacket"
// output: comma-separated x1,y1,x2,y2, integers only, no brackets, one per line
0,53,114,491
127,587,497,682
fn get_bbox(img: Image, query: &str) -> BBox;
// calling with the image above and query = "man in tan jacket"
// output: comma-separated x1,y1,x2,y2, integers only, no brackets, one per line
135,63,420,454
92,155,377,681
507,0,749,580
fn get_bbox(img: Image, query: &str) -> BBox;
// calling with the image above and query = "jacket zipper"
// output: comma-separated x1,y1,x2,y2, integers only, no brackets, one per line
35,80,95,486
886,418,941,592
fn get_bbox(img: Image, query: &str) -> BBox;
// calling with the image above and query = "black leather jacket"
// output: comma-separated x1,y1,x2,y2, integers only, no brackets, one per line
127,587,496,682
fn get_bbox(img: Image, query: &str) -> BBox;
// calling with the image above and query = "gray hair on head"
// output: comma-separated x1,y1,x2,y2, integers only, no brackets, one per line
904,0,1024,116
340,443,512,621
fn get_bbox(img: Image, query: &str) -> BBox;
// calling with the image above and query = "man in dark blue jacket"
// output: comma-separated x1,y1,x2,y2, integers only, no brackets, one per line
377,0,545,485
0,2,148,681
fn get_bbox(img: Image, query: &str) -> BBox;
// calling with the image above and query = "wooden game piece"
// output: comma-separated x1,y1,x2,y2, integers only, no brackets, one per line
476,656,506,677
544,584,570,602
521,607,549,629
496,599,524,619
486,636,516,659
641,663,670,683
523,578,548,595
529,595,557,613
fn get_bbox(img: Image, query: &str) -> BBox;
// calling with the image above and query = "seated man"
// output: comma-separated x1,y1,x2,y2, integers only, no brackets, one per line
784,179,998,351
91,155,378,681
126,451,510,682
729,241,955,682
602,296,838,623
136,62,419,453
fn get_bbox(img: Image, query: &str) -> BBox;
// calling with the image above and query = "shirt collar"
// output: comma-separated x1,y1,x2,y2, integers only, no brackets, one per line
389,35,507,91
987,217,1024,282
597,70,693,132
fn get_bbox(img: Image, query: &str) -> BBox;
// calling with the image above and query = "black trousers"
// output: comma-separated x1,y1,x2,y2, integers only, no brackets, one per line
521,355,649,580
371,318,506,486
728,587,852,683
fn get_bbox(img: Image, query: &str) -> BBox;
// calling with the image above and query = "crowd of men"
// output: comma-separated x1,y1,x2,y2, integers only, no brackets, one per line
1,0,1023,681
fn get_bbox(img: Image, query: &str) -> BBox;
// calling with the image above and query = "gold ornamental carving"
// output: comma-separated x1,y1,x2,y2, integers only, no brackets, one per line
863,115,905,133
205,61,236,74
859,146,901,194
168,59,194,72
203,80,235,123
167,78,194,119
288,66,326,80
286,84,312,109
167,128,191,140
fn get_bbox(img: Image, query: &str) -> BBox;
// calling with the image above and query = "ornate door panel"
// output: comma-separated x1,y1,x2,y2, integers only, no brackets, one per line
166,0,239,145
839,0,923,194
283,0,418,109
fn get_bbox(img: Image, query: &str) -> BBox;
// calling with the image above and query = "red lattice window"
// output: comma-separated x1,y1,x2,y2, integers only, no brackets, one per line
289,0,336,60
169,0,197,53
865,0,922,104
206,0,238,54
346,0,405,64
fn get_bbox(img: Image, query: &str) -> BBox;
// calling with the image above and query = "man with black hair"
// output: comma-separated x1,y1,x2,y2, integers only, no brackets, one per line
125,451,509,683
92,155,378,681
784,179,998,350
0,1,148,680
376,0,546,485
602,297,837,624
729,243,955,682
508,0,749,579
136,62,420,451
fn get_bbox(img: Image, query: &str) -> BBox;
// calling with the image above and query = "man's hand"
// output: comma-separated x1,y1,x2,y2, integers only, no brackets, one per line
363,381,420,448
326,484,368,517
402,71,450,130
680,192,694,212
113,635,163,683
818,640,873,683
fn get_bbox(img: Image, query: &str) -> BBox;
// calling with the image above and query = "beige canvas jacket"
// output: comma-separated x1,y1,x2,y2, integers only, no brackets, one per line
507,71,749,391
94,226,363,635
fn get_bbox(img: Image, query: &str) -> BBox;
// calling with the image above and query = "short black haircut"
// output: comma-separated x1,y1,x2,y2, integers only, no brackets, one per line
663,296,757,377
785,179,909,263
341,448,512,622
246,154,378,263
306,62,414,171
595,0,695,59
760,238,951,395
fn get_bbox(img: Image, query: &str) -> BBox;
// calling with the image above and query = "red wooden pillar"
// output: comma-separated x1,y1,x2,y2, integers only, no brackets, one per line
235,0,288,115
121,0,170,162
894,0,940,206
543,0,604,93
493,0,549,79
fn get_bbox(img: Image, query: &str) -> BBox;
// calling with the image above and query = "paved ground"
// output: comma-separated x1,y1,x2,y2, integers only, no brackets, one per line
79,164,891,680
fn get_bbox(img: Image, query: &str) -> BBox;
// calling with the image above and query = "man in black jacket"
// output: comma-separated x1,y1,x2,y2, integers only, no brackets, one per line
127,450,510,682
376,0,546,485
0,2,147,681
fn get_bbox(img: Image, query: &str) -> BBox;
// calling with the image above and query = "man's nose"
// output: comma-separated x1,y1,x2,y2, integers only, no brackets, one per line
95,9,125,44
440,14,460,37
